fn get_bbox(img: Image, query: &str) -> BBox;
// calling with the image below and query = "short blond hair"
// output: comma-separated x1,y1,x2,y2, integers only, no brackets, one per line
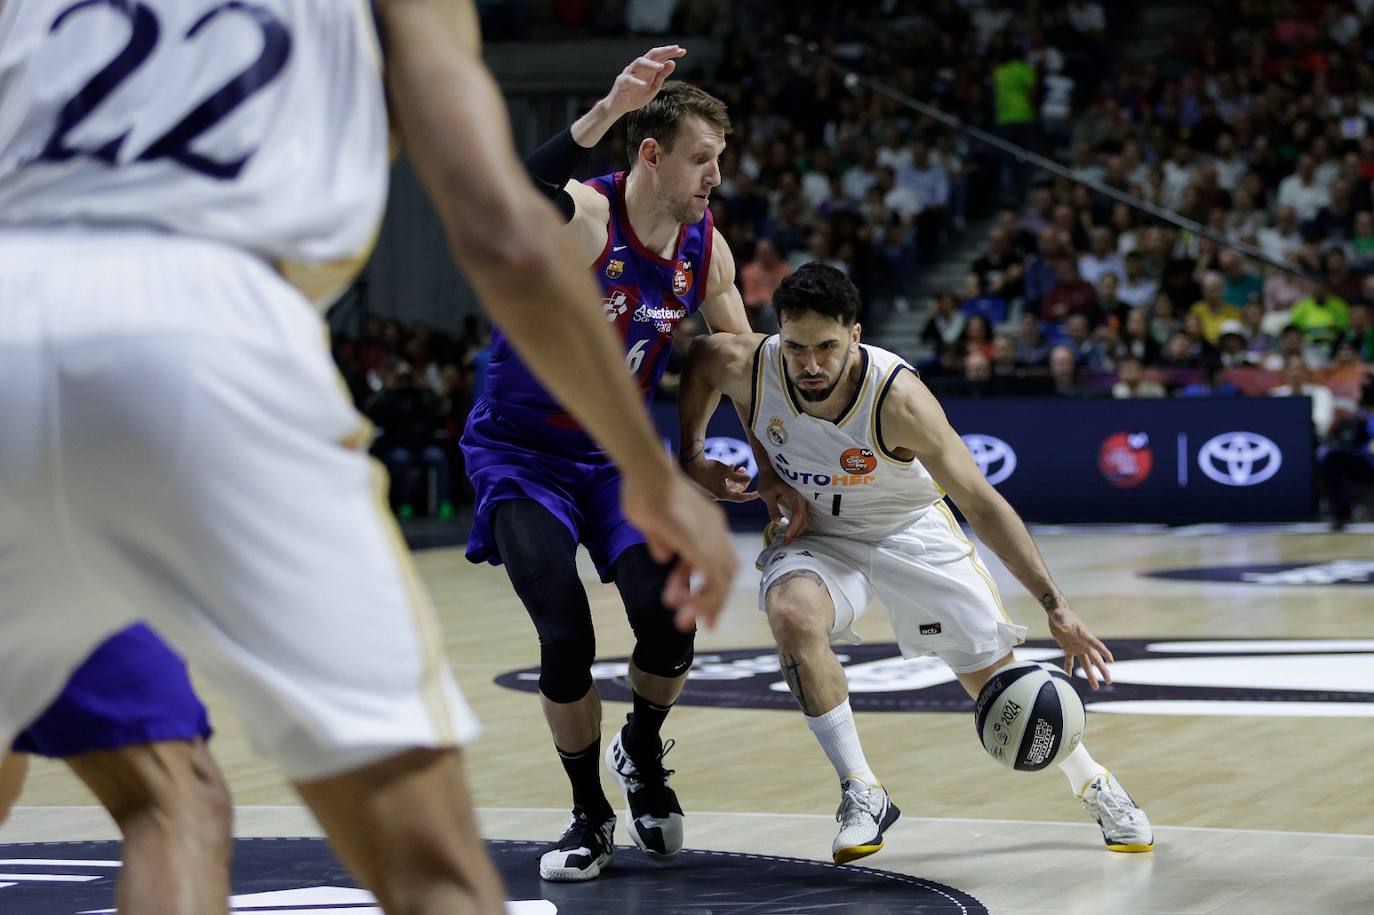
625,82,731,166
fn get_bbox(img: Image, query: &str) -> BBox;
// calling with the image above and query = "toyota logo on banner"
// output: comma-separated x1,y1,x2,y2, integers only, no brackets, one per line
961,434,1018,485
702,436,758,478
1197,431,1283,486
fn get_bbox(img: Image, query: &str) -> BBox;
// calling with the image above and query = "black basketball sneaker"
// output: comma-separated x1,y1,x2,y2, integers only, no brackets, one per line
606,724,684,859
539,807,616,881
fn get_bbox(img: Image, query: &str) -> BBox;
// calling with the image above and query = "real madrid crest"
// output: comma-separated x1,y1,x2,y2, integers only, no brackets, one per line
672,259,693,296
606,258,625,279
766,416,787,447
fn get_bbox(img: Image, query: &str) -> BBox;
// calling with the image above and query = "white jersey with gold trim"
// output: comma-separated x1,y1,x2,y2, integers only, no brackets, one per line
0,0,387,307
749,334,945,541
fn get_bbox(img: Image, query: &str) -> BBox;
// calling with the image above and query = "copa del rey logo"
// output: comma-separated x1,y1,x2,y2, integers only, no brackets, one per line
672,259,693,295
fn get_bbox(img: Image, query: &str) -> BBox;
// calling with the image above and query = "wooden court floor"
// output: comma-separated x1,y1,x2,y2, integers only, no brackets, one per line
5,527,1374,913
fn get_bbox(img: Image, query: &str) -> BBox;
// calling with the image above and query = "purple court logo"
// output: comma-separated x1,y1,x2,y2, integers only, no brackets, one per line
496,639,1374,718
1144,561,1374,586
0,838,986,914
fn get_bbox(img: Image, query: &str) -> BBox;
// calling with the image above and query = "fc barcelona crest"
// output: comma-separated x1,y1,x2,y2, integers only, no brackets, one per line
672,259,693,296
606,258,625,279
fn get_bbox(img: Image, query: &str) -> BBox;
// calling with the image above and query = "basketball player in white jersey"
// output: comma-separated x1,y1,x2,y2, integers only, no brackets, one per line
0,1,736,912
678,264,1153,863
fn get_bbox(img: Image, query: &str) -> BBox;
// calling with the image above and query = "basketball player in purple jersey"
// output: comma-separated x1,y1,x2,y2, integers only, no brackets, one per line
462,49,758,881
0,624,231,913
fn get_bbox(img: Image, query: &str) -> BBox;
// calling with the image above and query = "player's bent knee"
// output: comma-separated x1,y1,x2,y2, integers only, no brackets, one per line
616,545,696,677
631,631,695,679
765,597,832,653
68,741,231,843
539,652,594,705
503,557,596,702
529,600,596,703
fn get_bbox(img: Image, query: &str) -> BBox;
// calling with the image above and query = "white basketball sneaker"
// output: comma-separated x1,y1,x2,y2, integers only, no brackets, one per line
832,777,901,864
1078,771,1154,852
539,809,616,882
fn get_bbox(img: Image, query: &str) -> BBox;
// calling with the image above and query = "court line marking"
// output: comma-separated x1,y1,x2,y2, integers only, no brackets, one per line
11,805,1374,842
474,807,1374,840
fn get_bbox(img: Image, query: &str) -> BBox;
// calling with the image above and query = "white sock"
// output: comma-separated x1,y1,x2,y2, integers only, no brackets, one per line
1058,743,1107,795
805,699,878,786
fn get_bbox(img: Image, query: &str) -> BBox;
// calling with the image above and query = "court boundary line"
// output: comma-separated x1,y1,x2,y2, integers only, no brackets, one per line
13,805,1373,841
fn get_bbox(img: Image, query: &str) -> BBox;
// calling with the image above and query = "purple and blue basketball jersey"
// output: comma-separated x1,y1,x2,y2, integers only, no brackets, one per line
12,623,210,758
463,170,713,580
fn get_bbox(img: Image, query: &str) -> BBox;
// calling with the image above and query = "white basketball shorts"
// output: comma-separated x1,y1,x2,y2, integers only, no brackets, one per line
757,501,1027,673
0,227,478,780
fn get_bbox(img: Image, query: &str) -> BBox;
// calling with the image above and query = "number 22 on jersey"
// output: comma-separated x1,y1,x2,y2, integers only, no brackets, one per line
30,0,291,180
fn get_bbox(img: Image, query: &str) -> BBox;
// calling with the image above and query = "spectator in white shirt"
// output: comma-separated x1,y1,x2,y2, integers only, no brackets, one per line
1212,132,1247,191
1161,142,1196,211
1277,154,1331,222
841,147,879,202
1258,206,1304,264
1040,58,1076,146
1311,136,1341,190
800,147,836,213
1270,354,1335,439
899,143,950,214
1112,356,1166,399
1329,8,1362,46
1068,0,1107,37
1117,251,1160,308
1121,140,1151,190
1078,227,1126,286
878,166,920,223
876,125,912,173
1225,186,1267,241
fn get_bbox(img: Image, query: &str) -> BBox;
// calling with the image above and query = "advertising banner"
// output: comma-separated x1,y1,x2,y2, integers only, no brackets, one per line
653,396,1314,525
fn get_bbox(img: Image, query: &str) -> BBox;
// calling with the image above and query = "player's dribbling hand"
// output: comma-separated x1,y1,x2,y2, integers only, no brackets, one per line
756,467,808,544
681,454,760,503
1046,604,1115,690
621,471,739,631
603,46,687,118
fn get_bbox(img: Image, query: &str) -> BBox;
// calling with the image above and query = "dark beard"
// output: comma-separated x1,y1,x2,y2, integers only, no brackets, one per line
795,376,842,402
789,350,850,403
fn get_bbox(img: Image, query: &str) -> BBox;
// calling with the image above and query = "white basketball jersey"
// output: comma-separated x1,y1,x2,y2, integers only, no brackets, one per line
0,0,388,306
750,335,945,541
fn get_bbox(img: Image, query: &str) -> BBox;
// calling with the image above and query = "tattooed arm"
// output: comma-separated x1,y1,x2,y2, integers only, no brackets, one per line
877,369,1115,688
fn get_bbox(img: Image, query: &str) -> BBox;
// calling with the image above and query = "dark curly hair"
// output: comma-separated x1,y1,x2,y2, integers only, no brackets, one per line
772,262,861,327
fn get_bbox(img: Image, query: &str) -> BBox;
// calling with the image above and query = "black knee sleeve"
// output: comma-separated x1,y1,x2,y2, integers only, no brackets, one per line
493,501,596,703
613,545,696,678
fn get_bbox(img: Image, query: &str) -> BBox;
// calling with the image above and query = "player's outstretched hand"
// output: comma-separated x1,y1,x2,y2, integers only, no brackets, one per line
681,454,760,503
622,470,739,631
603,46,686,119
756,467,808,544
1046,604,1115,690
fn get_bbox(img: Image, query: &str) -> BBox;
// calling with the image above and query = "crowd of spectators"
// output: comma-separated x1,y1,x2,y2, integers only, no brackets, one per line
362,0,1374,522
566,1,1127,329
331,316,490,520
896,0,1374,520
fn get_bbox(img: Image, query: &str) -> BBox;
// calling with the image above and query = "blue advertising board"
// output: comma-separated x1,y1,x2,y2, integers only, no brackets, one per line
652,396,1314,524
